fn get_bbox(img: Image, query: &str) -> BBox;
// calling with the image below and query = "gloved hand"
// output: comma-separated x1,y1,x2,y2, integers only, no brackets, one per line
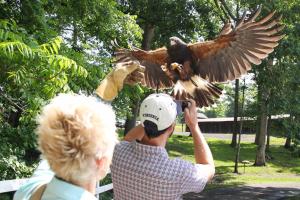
95,61,145,101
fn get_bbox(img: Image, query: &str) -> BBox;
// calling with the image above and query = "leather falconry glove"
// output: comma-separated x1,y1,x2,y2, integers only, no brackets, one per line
95,61,145,101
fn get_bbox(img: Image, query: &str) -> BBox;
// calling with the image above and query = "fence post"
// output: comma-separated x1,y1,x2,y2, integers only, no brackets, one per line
95,181,100,199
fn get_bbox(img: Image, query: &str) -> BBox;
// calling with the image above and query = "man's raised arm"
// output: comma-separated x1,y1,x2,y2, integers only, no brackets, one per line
184,99,215,181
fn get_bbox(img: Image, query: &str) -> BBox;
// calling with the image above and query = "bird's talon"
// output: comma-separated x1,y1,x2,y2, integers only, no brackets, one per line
161,64,168,71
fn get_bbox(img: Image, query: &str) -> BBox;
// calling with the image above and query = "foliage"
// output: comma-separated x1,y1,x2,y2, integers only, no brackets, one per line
0,0,143,180
0,20,88,136
118,0,222,46
259,1,300,155
0,20,88,96
0,150,36,180
42,0,144,120
0,19,89,179
0,123,37,180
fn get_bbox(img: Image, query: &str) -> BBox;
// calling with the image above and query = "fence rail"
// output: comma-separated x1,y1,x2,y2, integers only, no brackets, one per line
0,177,113,196
0,178,30,193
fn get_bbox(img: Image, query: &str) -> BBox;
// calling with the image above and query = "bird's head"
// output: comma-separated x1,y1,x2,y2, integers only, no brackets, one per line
169,37,186,46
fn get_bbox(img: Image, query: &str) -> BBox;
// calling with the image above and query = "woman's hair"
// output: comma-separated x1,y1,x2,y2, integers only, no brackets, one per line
37,93,118,184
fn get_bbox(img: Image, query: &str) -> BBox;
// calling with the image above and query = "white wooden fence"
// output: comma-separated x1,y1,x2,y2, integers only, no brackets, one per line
0,176,113,198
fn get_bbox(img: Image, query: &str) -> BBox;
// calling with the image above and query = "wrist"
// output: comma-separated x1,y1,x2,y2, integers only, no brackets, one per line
95,76,118,101
188,123,199,132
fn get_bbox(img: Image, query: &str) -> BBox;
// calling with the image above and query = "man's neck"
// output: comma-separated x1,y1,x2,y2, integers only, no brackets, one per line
140,133,168,147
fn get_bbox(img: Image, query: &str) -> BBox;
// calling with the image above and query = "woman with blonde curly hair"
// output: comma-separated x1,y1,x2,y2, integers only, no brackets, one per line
14,93,118,200
13,61,144,200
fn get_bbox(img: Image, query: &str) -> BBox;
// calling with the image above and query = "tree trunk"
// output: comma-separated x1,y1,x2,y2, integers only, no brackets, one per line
231,79,239,148
284,114,293,149
284,136,291,149
124,23,155,133
254,86,269,166
141,24,155,50
7,108,22,127
72,20,81,52
254,117,261,144
124,99,140,135
234,79,245,173
266,114,272,152
255,84,262,145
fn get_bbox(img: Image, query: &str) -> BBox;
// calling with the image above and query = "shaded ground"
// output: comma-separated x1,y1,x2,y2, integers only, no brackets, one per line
183,183,300,200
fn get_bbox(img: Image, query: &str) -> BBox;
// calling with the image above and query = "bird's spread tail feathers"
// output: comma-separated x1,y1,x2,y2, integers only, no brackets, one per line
173,75,222,107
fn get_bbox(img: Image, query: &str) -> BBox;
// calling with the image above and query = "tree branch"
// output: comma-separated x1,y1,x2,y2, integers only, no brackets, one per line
219,0,237,21
236,0,240,19
0,91,25,112
213,0,227,23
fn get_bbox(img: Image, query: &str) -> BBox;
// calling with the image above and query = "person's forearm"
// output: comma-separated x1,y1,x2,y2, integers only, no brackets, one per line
123,124,145,142
95,74,118,101
190,125,214,167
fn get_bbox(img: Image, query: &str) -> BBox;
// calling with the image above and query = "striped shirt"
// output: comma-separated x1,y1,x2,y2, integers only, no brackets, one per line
111,140,208,200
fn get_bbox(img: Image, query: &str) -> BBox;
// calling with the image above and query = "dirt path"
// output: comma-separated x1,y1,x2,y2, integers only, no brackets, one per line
174,132,256,142
203,133,256,142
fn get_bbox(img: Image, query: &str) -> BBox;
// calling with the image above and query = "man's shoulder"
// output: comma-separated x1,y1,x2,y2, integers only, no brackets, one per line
113,141,133,157
115,140,131,149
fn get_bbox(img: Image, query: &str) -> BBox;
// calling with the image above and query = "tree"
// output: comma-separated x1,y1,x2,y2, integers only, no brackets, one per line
231,79,239,147
254,60,272,166
234,79,246,173
254,1,300,162
0,19,89,179
212,0,300,163
0,0,143,179
0,20,88,123
43,0,143,132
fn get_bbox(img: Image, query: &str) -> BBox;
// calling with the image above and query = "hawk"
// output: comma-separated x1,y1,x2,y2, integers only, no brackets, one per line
115,7,284,107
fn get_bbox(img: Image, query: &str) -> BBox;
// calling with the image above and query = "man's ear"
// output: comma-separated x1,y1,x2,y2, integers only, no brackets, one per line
168,123,176,130
167,123,176,136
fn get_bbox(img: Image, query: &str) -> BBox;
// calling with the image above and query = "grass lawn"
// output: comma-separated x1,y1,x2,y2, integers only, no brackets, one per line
166,134,300,188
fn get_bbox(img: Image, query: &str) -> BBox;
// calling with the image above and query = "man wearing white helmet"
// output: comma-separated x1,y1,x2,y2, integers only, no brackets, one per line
111,93,215,200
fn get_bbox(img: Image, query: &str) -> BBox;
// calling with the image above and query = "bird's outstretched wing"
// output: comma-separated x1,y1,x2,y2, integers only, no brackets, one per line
115,47,173,89
188,7,285,83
